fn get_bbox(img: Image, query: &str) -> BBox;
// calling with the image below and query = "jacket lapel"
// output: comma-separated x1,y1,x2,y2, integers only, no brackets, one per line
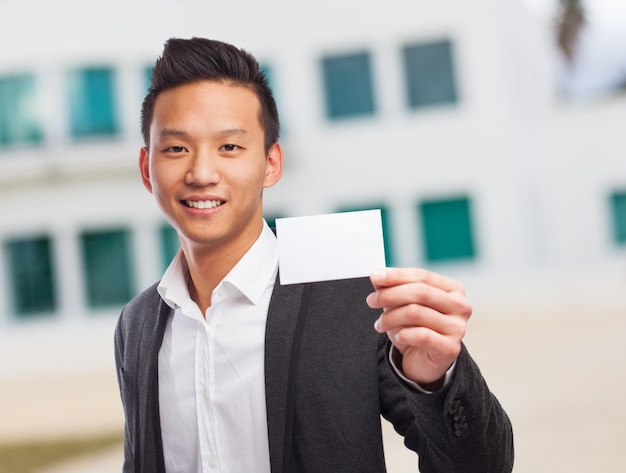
136,293,170,473
137,277,310,473
264,276,310,473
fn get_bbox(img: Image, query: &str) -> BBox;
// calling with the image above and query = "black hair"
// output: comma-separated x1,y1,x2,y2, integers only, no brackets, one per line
141,37,279,153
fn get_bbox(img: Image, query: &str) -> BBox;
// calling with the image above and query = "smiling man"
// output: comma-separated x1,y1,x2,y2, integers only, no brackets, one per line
114,37,514,473
140,79,283,314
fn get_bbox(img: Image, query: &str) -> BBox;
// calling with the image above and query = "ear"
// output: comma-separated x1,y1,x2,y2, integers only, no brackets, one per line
139,147,153,193
263,142,283,189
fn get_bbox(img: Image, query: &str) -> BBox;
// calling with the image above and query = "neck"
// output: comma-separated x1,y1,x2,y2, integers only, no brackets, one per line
182,223,264,315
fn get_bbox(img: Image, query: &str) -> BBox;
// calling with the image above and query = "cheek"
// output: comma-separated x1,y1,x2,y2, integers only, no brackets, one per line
148,173,165,196
149,168,178,204
231,161,267,191
152,183,172,213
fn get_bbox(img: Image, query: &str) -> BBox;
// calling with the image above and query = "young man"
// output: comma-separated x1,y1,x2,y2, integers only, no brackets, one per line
114,37,514,473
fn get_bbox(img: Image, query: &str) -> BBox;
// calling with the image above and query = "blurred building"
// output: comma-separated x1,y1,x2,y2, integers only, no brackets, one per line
1,0,625,442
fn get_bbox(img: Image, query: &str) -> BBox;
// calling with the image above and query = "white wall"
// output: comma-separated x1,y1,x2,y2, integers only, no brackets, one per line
0,0,625,364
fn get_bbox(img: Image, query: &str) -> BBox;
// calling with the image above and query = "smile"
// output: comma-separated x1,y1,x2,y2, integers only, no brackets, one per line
184,200,225,209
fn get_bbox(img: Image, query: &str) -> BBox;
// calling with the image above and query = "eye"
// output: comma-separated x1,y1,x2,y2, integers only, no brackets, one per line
165,145,187,153
220,143,241,152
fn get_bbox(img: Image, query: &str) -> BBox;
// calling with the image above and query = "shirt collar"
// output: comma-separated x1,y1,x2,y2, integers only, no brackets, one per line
157,220,278,309
222,221,278,304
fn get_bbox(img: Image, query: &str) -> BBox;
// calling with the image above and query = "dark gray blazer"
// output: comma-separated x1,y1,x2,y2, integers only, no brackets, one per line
114,276,513,473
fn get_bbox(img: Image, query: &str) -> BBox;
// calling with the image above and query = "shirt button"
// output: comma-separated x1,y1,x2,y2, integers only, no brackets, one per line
209,457,217,468
203,390,209,400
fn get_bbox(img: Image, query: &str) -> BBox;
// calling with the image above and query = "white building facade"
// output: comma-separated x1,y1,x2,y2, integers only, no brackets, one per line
0,0,625,397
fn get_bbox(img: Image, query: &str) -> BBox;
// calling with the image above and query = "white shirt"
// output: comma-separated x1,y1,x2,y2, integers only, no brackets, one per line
157,222,277,473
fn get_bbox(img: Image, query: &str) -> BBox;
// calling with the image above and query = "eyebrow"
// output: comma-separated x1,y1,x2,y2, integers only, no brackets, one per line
216,128,249,138
157,128,188,139
157,128,249,139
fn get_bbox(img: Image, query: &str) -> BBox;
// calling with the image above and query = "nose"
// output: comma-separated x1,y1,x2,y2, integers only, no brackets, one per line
185,150,221,187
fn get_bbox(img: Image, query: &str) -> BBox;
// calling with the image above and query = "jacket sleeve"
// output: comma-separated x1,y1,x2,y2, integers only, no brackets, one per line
114,307,137,473
379,339,514,473
113,283,169,473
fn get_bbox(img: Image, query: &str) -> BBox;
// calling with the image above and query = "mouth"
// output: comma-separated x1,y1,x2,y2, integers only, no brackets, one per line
182,199,225,209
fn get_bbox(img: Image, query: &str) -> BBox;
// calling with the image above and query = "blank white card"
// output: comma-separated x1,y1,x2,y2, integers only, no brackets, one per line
275,209,386,285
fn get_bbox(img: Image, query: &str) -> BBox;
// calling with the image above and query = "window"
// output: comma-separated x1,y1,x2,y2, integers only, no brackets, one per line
321,51,376,119
144,64,154,92
260,62,280,108
0,74,43,147
259,62,285,130
610,190,626,245
5,236,56,318
160,223,180,270
68,66,118,138
263,212,287,231
402,39,458,109
260,63,274,92
336,204,394,266
418,196,476,262
555,3,626,101
81,229,133,308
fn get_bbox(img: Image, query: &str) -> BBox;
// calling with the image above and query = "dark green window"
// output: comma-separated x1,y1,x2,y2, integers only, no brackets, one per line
81,229,133,308
260,63,274,92
402,39,458,109
610,190,626,244
68,67,118,138
160,224,180,270
336,204,394,266
144,64,154,92
259,62,285,132
5,236,56,318
0,74,43,147
418,196,475,262
321,51,375,119
263,212,287,232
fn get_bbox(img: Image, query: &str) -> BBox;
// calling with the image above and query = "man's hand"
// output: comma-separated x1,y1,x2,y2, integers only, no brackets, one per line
367,268,472,388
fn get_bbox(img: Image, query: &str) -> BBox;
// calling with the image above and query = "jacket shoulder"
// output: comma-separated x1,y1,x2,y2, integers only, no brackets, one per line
115,282,163,340
124,282,161,312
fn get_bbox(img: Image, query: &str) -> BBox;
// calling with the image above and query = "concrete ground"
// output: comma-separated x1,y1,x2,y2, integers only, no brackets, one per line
2,308,625,473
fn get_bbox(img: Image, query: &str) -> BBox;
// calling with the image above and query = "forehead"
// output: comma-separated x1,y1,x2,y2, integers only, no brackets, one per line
151,81,262,134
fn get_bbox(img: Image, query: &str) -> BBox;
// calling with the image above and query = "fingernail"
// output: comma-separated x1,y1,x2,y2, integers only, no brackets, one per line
374,317,382,332
370,268,386,280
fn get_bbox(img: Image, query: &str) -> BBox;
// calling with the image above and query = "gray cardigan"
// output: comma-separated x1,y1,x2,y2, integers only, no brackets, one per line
114,276,513,472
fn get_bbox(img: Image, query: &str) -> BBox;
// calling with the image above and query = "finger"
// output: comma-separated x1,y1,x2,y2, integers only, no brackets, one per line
374,304,467,339
370,267,463,294
391,326,462,361
368,283,471,318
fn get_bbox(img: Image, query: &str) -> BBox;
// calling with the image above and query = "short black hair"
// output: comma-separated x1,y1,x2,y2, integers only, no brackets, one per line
141,37,280,153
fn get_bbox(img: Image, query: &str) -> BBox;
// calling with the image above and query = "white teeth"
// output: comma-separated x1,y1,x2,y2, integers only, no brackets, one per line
186,200,223,209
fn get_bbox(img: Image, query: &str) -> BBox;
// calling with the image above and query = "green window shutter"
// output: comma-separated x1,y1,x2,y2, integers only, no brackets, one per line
402,39,458,109
259,62,285,133
81,229,133,308
259,63,274,91
321,51,376,120
68,67,118,138
159,224,180,271
610,190,626,244
5,236,56,318
263,213,286,231
418,196,476,262
144,64,154,92
0,74,43,147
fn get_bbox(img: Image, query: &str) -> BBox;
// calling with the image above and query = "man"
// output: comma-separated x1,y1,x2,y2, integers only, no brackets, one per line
114,37,514,473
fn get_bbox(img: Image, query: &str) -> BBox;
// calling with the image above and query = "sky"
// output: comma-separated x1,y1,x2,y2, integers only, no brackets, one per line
520,0,626,99
522,0,626,24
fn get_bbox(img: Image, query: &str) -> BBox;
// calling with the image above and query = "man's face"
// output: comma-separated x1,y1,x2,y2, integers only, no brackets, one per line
140,81,282,254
